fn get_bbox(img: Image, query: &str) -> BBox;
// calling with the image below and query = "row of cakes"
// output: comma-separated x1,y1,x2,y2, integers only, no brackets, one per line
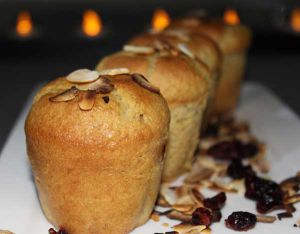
25,15,251,234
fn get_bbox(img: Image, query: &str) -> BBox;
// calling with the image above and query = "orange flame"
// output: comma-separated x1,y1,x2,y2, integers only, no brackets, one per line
152,8,170,32
82,10,102,37
290,8,300,32
224,8,240,25
16,11,33,37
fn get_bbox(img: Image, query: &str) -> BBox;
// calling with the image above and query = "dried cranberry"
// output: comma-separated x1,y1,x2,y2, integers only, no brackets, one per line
245,176,283,213
225,211,257,231
192,207,213,226
243,143,259,158
212,210,222,222
227,160,256,179
203,122,219,137
207,140,244,160
203,192,226,210
48,228,68,234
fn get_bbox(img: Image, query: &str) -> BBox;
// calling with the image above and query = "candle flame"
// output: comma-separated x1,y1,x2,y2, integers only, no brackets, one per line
16,11,33,37
152,8,170,32
82,10,102,37
290,8,300,32
224,8,240,25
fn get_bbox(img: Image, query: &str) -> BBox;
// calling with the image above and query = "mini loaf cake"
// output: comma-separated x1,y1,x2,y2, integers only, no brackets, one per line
96,42,210,181
168,17,252,116
128,31,222,129
25,69,170,234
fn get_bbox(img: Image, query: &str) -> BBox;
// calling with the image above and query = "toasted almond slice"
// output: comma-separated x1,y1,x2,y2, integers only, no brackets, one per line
173,223,206,233
123,45,155,54
0,231,15,234
172,204,195,213
66,69,100,83
200,228,212,234
284,194,300,205
49,86,79,102
256,215,276,223
150,211,160,222
189,188,204,204
88,76,114,94
185,167,215,184
178,43,195,59
78,90,96,111
164,29,190,42
166,210,192,223
132,73,160,94
99,68,130,76
157,195,171,207
160,185,178,205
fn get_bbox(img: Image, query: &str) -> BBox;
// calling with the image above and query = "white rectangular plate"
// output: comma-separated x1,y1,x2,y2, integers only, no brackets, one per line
1,82,300,234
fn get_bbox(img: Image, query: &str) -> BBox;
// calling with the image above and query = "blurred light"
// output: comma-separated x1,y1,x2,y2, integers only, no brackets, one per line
290,8,300,32
82,10,102,37
16,11,33,37
224,8,240,25
152,8,170,32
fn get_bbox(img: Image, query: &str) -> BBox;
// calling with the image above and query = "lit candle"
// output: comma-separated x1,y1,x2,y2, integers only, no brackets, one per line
151,8,171,32
224,8,240,25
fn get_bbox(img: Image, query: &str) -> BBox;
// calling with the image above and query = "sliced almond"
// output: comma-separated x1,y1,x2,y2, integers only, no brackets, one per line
166,210,192,223
88,76,114,94
0,231,15,234
132,73,160,94
256,215,276,223
164,29,190,42
178,43,195,59
200,228,212,234
157,195,171,207
49,86,79,102
78,90,96,111
284,194,300,205
123,45,155,54
173,223,206,233
189,188,204,204
172,204,195,214
185,167,214,184
99,68,130,76
150,211,160,222
66,69,100,83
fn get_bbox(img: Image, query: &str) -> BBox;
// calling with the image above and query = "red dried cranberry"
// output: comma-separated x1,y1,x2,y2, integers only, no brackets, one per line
207,140,258,160
207,140,244,160
203,192,226,211
243,143,259,158
48,228,57,234
225,211,257,231
192,207,213,226
245,175,283,213
212,210,222,222
227,160,256,179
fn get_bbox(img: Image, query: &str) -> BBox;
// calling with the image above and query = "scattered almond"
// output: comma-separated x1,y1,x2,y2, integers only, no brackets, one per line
132,73,160,94
88,76,114,94
49,86,79,102
284,194,300,205
0,231,15,234
256,215,276,223
66,69,100,83
166,210,192,223
173,223,206,233
151,211,160,222
78,90,96,111
123,45,155,54
99,68,129,76
178,43,195,59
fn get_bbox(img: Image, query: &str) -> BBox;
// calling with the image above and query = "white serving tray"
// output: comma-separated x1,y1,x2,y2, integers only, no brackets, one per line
1,82,300,234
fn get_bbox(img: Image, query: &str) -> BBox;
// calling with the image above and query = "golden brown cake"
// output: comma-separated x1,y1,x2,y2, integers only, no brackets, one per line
96,43,210,181
25,69,170,234
169,17,252,116
128,31,222,130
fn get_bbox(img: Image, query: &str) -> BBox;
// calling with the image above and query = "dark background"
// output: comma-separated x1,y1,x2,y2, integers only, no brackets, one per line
0,0,300,151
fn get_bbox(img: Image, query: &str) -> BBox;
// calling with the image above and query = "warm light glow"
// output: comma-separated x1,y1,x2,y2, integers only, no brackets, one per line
16,11,33,37
290,8,300,32
224,8,240,25
82,10,102,37
152,8,171,32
